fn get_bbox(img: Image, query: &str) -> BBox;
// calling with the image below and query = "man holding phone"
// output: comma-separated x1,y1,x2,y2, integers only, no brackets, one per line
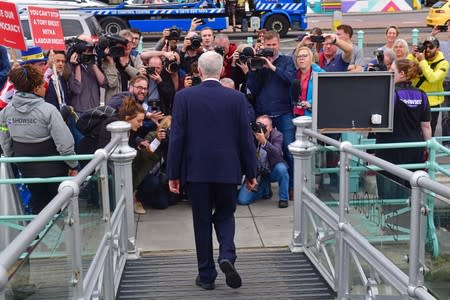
432,22,450,142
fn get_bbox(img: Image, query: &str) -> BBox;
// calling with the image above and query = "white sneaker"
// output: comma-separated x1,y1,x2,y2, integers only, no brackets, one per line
134,201,146,215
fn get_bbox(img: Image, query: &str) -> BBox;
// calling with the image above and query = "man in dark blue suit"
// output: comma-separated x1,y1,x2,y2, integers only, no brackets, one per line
167,51,257,290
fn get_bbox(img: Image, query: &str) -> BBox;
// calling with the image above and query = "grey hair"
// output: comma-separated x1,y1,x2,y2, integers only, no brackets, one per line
220,77,234,88
384,49,396,64
393,38,410,55
215,33,229,43
198,51,223,78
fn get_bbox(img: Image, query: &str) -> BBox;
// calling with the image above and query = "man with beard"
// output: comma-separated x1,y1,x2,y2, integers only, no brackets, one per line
411,37,449,136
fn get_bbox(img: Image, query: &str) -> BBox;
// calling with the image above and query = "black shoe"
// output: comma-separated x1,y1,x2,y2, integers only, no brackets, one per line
195,275,215,290
219,259,242,289
278,200,288,208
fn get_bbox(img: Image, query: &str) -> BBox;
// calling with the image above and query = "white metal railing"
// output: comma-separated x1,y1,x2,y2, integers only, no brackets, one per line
0,121,136,300
289,116,439,300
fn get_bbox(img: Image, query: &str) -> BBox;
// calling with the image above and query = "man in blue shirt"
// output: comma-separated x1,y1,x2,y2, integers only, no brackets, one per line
247,31,296,198
318,33,353,72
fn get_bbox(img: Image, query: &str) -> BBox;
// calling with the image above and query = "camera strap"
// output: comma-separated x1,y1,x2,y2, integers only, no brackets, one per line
415,58,445,89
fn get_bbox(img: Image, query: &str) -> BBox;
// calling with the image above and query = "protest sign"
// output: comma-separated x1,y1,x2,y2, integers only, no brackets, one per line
28,6,65,50
0,1,26,50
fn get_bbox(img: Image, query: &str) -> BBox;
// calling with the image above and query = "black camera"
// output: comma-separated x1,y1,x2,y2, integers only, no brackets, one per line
250,121,267,134
438,25,448,32
146,66,156,75
416,42,426,53
368,50,387,72
191,75,202,86
188,36,202,50
310,35,325,43
164,59,180,73
167,26,181,41
150,100,161,112
214,46,225,56
79,53,96,65
238,46,254,64
96,34,129,58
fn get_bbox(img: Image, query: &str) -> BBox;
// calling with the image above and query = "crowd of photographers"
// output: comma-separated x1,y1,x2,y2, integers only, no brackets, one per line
1,18,450,213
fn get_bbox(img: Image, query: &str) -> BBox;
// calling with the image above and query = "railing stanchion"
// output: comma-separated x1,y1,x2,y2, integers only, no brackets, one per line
108,121,138,256
337,141,352,298
289,116,317,252
408,171,429,296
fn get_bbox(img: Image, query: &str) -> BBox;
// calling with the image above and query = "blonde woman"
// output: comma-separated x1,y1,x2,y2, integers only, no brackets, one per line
291,46,325,117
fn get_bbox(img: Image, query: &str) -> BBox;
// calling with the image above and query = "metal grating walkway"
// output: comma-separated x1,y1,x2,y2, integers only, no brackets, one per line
118,248,335,299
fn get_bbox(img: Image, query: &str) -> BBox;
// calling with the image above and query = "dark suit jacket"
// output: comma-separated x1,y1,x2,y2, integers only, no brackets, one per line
167,79,257,184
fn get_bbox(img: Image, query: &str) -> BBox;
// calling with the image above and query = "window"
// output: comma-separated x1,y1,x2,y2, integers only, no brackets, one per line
61,19,84,37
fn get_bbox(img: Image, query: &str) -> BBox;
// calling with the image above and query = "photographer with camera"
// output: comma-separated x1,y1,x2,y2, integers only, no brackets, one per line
247,30,296,198
102,29,144,103
144,56,177,115
237,115,289,208
318,33,353,72
180,31,203,73
431,22,450,144
411,37,449,136
154,26,181,53
213,33,237,78
291,46,325,117
67,35,107,114
365,49,395,72
134,116,180,209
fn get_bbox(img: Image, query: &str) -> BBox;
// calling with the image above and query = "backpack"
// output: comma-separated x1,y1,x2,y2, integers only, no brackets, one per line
76,106,116,136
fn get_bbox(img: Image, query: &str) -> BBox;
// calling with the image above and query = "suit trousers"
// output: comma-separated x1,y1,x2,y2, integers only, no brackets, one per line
188,182,238,284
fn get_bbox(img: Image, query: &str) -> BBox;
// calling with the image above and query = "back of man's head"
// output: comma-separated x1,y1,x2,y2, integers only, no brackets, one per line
198,51,223,79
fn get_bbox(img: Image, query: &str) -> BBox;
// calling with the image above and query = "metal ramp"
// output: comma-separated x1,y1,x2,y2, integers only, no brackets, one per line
118,248,335,300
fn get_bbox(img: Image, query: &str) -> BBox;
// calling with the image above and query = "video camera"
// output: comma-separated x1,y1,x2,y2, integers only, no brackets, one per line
65,37,96,64
250,48,274,69
167,26,181,41
250,121,267,134
96,33,129,59
368,50,387,72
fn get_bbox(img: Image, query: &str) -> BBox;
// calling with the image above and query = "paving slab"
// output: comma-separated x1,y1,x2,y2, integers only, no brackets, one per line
253,215,294,247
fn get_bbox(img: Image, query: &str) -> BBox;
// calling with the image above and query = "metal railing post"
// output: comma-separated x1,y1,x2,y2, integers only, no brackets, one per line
58,180,84,298
107,121,138,255
288,116,317,252
412,28,419,46
97,153,115,299
337,141,351,298
408,171,429,292
357,30,364,51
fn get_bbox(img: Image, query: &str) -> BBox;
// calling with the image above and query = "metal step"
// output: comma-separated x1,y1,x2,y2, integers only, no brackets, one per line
118,248,336,300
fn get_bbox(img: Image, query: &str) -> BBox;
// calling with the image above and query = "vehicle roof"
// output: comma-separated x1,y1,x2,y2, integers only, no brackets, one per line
5,0,107,10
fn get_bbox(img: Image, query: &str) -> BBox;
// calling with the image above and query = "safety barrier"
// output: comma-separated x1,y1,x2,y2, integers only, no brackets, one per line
0,121,136,300
289,116,439,299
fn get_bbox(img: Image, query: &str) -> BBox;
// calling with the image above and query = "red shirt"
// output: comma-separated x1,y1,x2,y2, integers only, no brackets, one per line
293,68,311,116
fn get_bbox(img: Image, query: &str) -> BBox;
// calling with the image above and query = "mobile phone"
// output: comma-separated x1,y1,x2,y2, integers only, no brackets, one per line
198,18,206,25
310,35,325,43
438,25,448,32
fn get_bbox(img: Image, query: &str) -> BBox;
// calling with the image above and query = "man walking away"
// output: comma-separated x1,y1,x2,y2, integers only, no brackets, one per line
167,51,257,290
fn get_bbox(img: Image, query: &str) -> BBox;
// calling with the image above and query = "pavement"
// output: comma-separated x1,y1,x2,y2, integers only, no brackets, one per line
134,184,294,253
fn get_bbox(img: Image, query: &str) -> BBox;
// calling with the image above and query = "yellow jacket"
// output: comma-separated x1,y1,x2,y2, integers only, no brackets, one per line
411,51,449,106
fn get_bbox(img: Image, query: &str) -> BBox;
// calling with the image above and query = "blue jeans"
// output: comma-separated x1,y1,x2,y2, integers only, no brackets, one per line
237,162,289,205
272,113,295,189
